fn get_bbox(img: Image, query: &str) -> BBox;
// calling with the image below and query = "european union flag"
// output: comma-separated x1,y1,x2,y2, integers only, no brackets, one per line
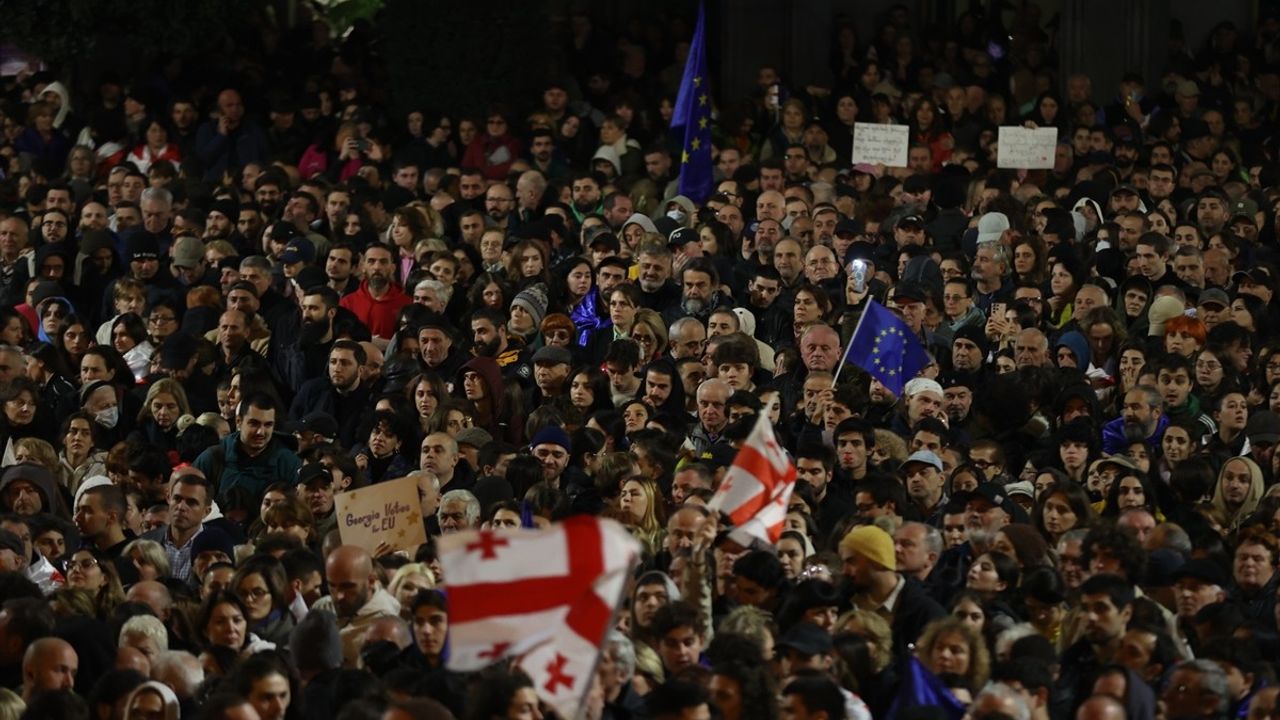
886,657,966,720
839,299,930,397
671,1,713,203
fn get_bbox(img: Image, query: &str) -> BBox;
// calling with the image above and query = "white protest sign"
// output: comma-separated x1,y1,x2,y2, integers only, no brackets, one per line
852,123,910,167
334,475,428,553
997,126,1057,169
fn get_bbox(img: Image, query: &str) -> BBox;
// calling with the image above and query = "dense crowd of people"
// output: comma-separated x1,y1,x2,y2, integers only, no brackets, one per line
0,3,1277,720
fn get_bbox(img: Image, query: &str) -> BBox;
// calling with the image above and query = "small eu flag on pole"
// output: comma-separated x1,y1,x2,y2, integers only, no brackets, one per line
833,299,931,396
671,1,713,204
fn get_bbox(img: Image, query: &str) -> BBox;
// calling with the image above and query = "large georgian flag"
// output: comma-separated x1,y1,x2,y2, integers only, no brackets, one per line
440,516,640,719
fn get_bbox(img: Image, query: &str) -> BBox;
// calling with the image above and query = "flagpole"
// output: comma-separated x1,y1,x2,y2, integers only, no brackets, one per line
832,298,875,387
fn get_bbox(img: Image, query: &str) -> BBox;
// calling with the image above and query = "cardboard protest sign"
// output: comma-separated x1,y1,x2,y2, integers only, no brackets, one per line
996,126,1057,169
852,123,910,167
333,475,427,553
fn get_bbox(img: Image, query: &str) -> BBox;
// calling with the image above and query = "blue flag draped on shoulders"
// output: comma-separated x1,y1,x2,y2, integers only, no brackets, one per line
671,1,713,204
887,656,966,720
839,299,930,397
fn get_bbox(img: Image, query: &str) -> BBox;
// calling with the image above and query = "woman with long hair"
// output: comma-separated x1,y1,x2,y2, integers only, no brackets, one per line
408,373,448,436
130,378,190,455
58,412,107,495
1032,480,1094,546
63,546,124,619
57,314,92,376
467,272,515,314
568,367,613,418
909,97,954,171
388,208,429,283
503,239,550,288
616,477,666,557
108,312,151,383
1046,257,1084,328
1011,235,1048,287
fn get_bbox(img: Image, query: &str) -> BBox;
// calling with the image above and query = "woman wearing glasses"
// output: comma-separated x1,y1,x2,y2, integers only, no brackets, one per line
231,555,296,646
64,546,125,619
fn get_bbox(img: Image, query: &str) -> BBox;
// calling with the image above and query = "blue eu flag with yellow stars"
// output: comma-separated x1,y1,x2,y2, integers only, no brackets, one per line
671,0,713,203
840,299,930,397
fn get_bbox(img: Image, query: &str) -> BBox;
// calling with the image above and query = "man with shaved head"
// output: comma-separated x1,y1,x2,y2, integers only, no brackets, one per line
22,637,77,701
311,545,400,667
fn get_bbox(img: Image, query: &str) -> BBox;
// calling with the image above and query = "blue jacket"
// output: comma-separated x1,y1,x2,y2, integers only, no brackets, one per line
193,433,301,509
1101,414,1169,455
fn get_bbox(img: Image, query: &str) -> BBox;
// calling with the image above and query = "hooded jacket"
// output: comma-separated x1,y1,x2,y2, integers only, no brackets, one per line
456,356,517,443
0,464,66,517
1211,455,1265,532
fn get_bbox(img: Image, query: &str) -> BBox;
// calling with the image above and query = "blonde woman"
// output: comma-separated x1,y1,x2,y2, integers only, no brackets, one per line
123,538,172,582
388,562,436,619
631,309,669,364
616,478,666,557
132,378,191,454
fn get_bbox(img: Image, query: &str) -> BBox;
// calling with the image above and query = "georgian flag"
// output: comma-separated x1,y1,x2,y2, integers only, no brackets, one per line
708,414,797,546
439,517,640,719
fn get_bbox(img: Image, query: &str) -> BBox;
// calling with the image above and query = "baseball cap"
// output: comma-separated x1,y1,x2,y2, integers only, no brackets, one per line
668,227,699,248
588,232,620,252
281,238,316,266
976,212,1010,244
1172,558,1229,587
1233,267,1274,287
1198,288,1230,309
298,464,334,487
835,218,864,237
268,221,300,243
961,483,1018,517
897,214,926,229
902,450,943,472
171,237,205,269
298,412,339,439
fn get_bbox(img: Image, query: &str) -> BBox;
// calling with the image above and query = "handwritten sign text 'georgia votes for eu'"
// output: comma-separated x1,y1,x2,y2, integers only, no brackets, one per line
334,475,428,553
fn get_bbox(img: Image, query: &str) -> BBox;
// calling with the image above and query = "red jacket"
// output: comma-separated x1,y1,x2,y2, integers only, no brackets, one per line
339,281,411,339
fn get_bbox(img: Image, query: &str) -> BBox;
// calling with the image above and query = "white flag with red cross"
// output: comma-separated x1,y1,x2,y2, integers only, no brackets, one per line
707,414,797,546
439,516,640,719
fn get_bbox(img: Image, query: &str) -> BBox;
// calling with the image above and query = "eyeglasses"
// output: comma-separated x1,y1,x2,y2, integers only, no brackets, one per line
240,587,271,601
148,315,176,324
65,557,98,572
1194,361,1221,371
